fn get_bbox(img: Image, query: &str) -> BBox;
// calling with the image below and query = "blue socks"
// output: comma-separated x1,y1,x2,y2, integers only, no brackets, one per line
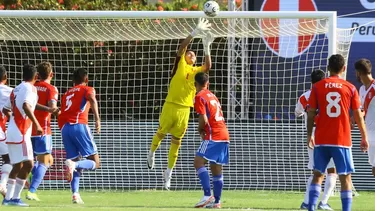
76,160,96,170
71,170,82,193
308,184,321,211
31,161,38,175
29,163,48,193
341,190,352,211
196,167,211,196
213,175,223,203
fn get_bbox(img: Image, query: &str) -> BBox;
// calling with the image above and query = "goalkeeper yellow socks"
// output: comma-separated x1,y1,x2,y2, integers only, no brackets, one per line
150,133,164,152
167,142,181,169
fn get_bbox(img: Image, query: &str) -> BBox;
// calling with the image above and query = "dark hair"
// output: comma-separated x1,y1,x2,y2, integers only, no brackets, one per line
186,49,194,54
23,64,37,81
328,54,346,74
73,68,88,84
195,72,209,86
37,62,53,80
311,69,325,84
0,66,7,81
355,58,372,75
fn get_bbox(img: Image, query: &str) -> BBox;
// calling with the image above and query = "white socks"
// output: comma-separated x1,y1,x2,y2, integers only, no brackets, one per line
0,164,12,186
5,178,15,200
165,168,173,178
303,175,313,204
13,178,26,200
321,174,337,204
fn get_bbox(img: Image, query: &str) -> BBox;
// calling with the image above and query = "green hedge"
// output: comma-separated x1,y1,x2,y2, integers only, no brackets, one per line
0,0,229,11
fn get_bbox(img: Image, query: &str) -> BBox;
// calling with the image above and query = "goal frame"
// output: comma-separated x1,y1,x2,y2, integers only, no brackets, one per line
0,10,337,121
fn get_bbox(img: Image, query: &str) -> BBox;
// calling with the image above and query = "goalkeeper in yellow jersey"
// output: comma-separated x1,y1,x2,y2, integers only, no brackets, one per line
147,18,214,190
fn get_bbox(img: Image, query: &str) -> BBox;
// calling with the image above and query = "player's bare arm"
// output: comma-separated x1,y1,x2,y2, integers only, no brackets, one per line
353,108,369,152
2,108,11,119
88,92,100,134
36,103,58,114
23,102,43,135
306,108,317,149
198,114,208,140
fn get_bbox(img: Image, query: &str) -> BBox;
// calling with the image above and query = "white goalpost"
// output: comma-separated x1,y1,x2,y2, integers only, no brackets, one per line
0,10,358,191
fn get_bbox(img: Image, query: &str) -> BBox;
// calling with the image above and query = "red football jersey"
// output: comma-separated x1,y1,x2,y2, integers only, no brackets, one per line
58,84,95,129
308,76,361,147
32,81,58,136
194,89,229,141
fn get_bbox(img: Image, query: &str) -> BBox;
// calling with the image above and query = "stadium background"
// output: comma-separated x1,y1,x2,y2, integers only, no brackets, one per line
0,0,374,192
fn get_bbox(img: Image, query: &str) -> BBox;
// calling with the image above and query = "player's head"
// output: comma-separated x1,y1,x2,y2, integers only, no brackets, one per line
37,61,53,81
0,66,7,84
73,68,88,85
185,50,196,65
327,54,346,75
355,58,372,83
194,72,209,91
23,64,38,84
311,69,325,84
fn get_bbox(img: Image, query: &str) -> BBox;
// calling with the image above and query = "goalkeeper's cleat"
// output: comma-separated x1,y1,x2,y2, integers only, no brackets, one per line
26,191,40,201
300,202,308,209
0,184,6,198
9,198,29,207
72,193,84,204
65,159,76,183
147,152,155,170
163,170,171,190
25,172,32,190
194,195,214,208
318,202,333,210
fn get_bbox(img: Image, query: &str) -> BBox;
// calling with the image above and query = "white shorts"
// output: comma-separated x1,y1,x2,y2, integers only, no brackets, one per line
0,127,7,155
7,139,33,164
308,147,335,170
368,143,375,167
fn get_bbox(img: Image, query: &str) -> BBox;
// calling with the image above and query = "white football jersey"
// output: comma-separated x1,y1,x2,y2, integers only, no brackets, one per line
295,90,311,128
4,82,38,143
359,82,375,139
0,84,12,111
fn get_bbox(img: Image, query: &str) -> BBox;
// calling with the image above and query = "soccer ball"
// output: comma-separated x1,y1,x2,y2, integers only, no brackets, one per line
204,1,219,17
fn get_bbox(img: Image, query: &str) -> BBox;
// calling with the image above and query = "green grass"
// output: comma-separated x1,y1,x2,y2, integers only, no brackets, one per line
2,190,375,211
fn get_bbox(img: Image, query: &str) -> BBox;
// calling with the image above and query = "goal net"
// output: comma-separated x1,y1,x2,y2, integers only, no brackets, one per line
0,11,357,191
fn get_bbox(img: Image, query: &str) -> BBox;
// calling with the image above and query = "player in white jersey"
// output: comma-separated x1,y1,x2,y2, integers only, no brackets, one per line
355,59,375,176
0,66,13,197
1,64,55,207
295,69,336,210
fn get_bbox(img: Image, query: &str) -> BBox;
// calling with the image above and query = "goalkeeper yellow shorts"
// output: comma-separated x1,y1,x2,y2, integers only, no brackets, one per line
158,102,190,139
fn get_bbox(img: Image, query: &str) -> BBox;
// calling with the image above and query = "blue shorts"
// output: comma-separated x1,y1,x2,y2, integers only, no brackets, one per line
196,140,229,165
61,123,98,160
314,146,354,175
31,135,52,155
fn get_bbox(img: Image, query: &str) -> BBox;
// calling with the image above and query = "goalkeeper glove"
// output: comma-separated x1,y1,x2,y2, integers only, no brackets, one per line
202,32,214,56
191,18,211,37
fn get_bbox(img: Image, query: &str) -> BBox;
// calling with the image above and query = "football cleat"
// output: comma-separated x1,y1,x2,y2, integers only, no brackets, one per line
206,201,222,209
26,191,40,201
0,184,6,198
194,195,215,208
72,193,84,204
9,198,29,207
163,170,171,190
300,202,308,209
318,202,334,210
65,159,76,183
2,198,11,205
147,152,155,170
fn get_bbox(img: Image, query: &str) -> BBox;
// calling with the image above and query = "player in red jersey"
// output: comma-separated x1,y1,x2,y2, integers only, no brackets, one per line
26,62,59,201
193,72,229,209
306,54,368,211
58,68,100,204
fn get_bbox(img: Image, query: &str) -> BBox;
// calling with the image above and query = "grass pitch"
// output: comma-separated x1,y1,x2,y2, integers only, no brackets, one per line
2,190,375,211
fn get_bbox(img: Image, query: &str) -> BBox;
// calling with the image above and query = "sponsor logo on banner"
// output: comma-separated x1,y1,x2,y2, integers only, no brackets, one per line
260,0,318,58
360,0,375,9
338,18,375,42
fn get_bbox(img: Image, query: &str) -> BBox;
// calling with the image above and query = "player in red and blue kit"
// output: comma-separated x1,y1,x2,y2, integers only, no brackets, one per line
58,68,101,204
193,72,229,209
307,54,368,211
27,62,58,201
